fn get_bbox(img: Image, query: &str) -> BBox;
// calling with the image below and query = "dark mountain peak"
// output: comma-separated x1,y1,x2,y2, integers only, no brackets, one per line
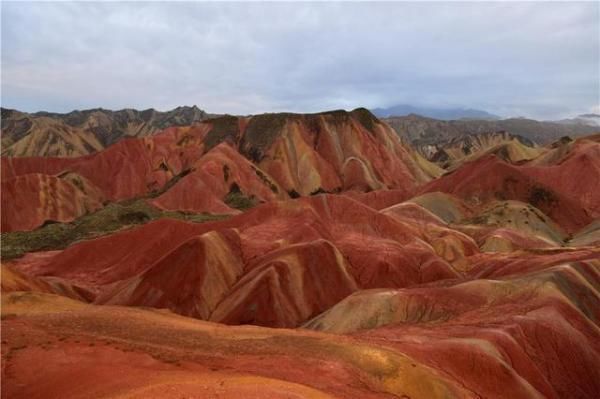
2,105,214,156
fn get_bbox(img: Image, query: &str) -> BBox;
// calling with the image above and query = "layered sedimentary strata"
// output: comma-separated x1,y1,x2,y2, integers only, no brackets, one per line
2,110,599,398
2,109,438,232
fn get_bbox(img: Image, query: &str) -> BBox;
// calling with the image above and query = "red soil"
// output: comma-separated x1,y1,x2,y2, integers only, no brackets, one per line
1,112,435,231
1,173,104,232
421,155,593,234
1,302,466,399
2,119,599,397
7,195,466,327
306,256,600,398
151,143,283,214
1,156,79,180
343,188,414,210
523,138,600,217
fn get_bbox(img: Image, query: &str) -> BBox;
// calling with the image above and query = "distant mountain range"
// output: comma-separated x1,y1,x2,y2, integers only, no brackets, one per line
371,104,500,120
557,113,600,127
2,105,598,159
384,114,598,147
1,105,213,157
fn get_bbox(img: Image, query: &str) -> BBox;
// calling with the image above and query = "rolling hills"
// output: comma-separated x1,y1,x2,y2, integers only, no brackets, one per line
1,108,599,398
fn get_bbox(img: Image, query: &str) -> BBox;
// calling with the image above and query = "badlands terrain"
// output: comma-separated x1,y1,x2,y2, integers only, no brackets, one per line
1,108,599,398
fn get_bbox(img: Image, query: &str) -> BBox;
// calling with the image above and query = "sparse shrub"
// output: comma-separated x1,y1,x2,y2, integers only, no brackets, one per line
118,211,150,224
224,184,257,210
529,186,557,208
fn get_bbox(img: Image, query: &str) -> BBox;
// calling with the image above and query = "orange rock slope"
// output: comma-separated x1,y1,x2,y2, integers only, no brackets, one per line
1,109,438,232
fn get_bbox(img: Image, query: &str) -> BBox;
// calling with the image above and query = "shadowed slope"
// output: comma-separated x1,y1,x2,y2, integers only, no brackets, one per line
97,229,245,320
210,239,358,327
431,131,540,169
524,136,600,218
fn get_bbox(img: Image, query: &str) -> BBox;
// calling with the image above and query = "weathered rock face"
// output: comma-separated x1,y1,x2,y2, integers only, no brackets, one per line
1,173,105,232
150,142,284,214
433,132,542,170
524,135,600,218
1,109,438,232
4,215,600,398
1,265,93,301
241,109,440,195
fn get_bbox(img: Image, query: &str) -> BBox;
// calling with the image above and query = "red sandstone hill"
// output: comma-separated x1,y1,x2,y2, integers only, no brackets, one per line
5,190,599,398
2,108,600,398
3,195,599,397
1,173,105,231
305,258,600,398
1,109,439,232
7,195,474,327
420,152,597,234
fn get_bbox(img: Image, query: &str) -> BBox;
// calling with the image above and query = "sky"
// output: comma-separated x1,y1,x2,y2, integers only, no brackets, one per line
1,1,599,119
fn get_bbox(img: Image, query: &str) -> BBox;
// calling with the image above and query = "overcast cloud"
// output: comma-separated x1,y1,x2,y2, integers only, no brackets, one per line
1,1,598,119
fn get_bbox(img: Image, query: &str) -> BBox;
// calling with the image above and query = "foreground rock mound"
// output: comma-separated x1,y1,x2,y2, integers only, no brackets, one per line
8,195,469,327
306,258,600,398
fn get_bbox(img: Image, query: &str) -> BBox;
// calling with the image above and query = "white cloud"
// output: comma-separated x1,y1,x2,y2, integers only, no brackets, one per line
1,1,598,119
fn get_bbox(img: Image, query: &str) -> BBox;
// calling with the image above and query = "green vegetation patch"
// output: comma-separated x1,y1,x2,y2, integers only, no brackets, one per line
528,186,558,209
224,183,257,210
351,107,379,134
252,166,279,193
1,199,228,261
203,115,240,150
241,113,291,162
320,109,350,125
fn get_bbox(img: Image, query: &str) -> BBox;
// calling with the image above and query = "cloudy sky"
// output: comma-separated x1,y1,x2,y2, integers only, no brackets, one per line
1,1,598,119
